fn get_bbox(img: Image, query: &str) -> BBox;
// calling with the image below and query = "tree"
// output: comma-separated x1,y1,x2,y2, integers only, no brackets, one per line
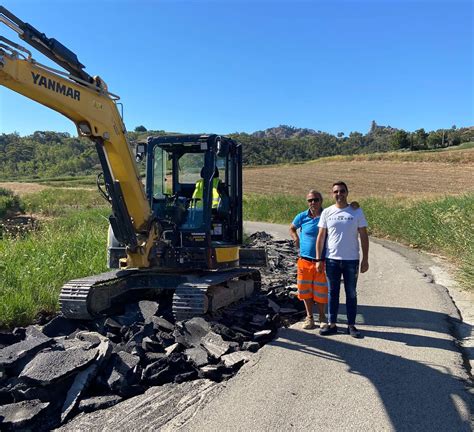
134,125,147,132
447,129,461,147
427,131,442,149
412,129,428,150
391,130,410,150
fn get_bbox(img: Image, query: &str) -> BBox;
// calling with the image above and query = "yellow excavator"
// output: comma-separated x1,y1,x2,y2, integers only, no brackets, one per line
0,7,265,321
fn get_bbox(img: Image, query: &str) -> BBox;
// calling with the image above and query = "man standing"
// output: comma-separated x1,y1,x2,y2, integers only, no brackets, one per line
316,181,369,338
290,189,328,330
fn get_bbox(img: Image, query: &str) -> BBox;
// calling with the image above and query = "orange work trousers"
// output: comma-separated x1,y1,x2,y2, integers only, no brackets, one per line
297,258,328,303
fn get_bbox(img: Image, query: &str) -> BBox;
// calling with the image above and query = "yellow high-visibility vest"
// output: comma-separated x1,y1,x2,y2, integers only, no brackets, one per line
192,178,220,208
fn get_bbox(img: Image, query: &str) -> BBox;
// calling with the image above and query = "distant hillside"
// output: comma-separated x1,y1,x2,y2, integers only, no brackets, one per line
252,125,320,139
0,123,473,179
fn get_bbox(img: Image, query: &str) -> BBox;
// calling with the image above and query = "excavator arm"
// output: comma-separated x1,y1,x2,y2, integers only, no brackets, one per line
0,7,158,268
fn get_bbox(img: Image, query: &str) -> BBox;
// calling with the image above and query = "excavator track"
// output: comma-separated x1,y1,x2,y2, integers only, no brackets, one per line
60,267,260,321
172,284,209,321
172,269,261,321
59,270,137,320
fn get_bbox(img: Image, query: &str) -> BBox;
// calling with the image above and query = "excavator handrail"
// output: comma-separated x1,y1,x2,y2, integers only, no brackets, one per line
0,35,31,59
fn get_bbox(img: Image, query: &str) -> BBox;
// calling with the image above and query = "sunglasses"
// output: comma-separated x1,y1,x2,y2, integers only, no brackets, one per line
307,198,321,203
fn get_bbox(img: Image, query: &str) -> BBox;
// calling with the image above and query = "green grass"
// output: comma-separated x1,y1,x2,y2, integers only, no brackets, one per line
244,193,474,290
315,149,474,164
445,141,474,150
0,208,109,328
22,188,107,217
0,188,110,328
361,195,474,288
3,175,97,186
37,175,97,188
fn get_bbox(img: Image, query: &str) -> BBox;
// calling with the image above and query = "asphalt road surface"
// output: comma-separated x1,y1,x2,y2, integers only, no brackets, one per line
58,222,472,432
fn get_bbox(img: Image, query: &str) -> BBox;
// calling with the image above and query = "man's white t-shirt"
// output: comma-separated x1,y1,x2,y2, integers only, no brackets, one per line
318,205,368,260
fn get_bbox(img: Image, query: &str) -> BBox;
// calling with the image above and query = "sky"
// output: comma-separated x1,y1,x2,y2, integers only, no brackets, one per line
0,0,472,137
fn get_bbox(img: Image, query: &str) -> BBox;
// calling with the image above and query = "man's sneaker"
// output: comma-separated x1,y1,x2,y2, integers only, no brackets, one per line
347,326,362,338
319,325,338,336
302,317,315,330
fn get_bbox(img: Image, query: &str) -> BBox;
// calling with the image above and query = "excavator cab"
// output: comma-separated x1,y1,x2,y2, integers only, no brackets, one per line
108,135,245,271
146,134,243,270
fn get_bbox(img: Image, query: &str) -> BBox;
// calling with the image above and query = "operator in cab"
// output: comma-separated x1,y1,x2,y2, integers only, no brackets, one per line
192,167,224,209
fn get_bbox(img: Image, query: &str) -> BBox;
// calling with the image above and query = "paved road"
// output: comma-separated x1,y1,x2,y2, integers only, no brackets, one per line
58,222,472,432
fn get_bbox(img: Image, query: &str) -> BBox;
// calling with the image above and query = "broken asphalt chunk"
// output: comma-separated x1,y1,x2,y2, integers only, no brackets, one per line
221,351,252,368
267,298,281,313
150,316,175,332
19,346,98,386
0,331,22,348
138,300,159,324
102,351,140,395
201,331,230,358
183,317,211,346
242,341,260,352
41,316,80,338
141,352,194,385
185,346,209,367
0,333,53,371
60,334,111,423
78,395,122,413
0,399,50,431
253,329,273,341
279,307,298,314
199,364,225,381
165,342,182,355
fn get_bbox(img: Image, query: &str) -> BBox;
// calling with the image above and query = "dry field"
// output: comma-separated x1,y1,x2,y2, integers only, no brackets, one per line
0,182,48,196
243,157,474,199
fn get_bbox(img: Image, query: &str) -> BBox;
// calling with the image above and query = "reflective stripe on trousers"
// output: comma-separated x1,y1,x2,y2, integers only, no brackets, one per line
297,258,328,303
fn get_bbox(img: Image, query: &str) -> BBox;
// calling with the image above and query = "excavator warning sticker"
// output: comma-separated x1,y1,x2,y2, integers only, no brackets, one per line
190,232,206,241
31,72,80,101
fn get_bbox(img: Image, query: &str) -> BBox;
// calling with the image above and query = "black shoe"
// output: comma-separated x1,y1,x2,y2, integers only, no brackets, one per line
347,326,361,338
319,325,338,336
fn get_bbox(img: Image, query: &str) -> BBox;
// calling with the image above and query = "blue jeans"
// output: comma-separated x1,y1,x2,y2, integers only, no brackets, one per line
325,259,359,325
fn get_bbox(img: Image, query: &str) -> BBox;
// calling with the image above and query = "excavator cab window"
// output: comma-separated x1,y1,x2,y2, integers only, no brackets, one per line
153,146,168,199
177,152,205,198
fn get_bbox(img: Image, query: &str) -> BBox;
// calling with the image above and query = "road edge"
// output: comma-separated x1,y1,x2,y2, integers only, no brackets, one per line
371,237,474,385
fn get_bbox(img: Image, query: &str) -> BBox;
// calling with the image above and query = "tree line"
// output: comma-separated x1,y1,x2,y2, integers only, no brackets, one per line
0,123,473,179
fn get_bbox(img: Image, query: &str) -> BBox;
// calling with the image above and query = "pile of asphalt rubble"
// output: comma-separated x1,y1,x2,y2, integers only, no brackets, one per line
0,232,303,431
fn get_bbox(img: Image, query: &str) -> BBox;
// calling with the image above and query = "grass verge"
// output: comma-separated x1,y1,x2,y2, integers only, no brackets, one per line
0,208,109,328
22,188,107,217
0,188,109,328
